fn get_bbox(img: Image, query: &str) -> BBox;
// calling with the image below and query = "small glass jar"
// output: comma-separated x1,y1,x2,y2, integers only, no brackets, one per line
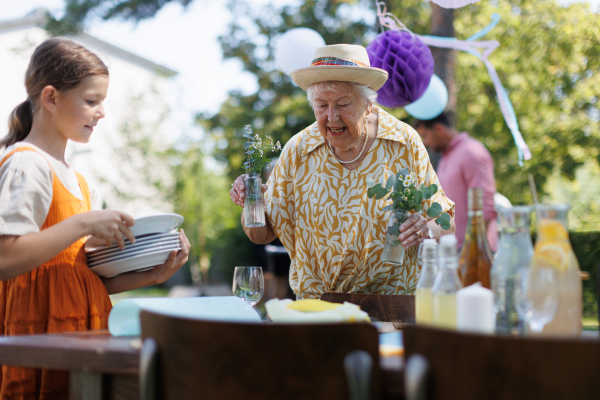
381,210,410,265
243,172,265,228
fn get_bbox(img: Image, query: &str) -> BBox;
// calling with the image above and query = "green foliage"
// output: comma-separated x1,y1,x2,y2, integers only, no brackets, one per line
47,0,195,32
60,0,600,282
544,161,600,232
442,0,599,205
53,0,600,210
104,89,241,282
242,125,281,174
201,0,600,207
367,168,451,229
199,0,377,181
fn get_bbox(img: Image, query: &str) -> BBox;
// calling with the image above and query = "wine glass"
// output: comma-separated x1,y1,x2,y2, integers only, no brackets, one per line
514,265,560,334
232,266,264,307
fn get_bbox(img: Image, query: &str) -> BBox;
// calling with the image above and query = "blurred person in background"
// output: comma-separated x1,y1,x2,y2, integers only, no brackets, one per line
414,112,498,252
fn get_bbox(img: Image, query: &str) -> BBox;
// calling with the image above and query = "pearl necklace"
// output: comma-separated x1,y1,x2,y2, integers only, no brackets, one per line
327,120,370,165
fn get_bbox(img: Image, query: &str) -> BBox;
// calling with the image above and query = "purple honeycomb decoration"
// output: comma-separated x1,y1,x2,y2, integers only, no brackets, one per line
367,30,434,108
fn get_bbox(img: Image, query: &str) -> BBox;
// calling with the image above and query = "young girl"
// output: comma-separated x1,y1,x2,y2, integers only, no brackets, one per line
0,38,190,399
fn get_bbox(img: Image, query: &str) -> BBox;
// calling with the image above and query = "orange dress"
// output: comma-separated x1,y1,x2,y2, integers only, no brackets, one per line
0,147,112,400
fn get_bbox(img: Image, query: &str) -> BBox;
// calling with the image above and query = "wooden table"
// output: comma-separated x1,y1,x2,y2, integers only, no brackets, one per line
0,330,404,400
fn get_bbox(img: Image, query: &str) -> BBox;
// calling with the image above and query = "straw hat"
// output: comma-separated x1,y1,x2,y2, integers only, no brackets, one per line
291,44,389,91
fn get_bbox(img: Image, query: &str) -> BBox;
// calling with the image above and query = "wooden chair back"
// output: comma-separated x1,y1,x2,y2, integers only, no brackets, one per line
140,310,381,400
320,293,415,323
403,325,600,400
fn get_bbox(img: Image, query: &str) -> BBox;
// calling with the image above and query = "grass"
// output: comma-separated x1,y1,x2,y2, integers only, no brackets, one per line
109,287,169,305
582,317,599,331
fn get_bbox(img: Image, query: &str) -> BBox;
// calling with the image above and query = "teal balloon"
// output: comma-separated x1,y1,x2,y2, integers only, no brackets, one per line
404,75,448,120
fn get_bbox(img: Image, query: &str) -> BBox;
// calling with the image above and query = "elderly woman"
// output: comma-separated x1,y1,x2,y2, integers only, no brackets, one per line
230,44,455,299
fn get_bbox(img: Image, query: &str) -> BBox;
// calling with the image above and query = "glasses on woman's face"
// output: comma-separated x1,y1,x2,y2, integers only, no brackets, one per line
232,267,264,307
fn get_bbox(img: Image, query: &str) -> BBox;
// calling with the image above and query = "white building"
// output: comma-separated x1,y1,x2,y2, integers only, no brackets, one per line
0,9,178,217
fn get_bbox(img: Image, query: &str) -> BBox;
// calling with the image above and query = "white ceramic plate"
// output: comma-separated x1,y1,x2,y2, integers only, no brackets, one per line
90,248,182,278
87,239,180,263
86,232,180,254
129,214,184,237
88,243,181,267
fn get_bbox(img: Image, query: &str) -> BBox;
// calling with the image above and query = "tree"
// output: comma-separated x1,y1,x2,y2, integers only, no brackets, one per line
46,0,194,35
205,0,600,210
56,0,600,217
200,0,378,181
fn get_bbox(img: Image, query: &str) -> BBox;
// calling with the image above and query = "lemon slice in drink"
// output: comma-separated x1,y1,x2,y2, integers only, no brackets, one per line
286,299,341,312
533,242,569,271
538,219,569,240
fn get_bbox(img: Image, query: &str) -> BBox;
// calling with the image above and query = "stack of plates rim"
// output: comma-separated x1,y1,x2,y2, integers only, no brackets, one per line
86,214,184,278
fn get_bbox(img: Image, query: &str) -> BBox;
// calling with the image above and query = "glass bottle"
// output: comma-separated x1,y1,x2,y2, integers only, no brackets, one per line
532,204,582,336
381,210,410,265
491,206,533,336
459,187,494,289
416,239,438,325
431,235,463,329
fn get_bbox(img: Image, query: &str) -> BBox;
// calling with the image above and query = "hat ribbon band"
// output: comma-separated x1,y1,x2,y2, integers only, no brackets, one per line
310,57,369,68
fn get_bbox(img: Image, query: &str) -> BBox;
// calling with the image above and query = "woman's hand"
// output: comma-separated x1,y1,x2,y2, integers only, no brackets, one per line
229,174,268,207
77,210,136,250
149,229,191,284
399,213,429,249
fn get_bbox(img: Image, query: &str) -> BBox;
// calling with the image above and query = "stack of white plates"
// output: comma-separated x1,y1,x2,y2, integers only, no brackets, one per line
87,214,184,278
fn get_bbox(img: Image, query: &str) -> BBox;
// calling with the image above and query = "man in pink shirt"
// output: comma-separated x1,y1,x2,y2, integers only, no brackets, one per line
414,113,498,252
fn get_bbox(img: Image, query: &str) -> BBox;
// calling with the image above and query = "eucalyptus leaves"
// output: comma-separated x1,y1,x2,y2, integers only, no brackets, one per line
367,168,451,230
242,125,281,174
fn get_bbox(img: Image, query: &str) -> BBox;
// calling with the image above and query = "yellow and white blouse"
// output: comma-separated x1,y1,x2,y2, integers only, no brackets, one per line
265,107,455,299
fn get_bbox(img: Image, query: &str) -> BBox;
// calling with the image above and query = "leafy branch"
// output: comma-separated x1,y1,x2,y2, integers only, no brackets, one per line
367,168,451,230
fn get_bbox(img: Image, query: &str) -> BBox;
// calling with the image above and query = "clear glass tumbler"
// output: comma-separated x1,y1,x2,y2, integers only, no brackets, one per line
232,266,264,307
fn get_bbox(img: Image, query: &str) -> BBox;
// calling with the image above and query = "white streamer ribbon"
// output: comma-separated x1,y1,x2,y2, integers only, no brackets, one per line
376,3,532,165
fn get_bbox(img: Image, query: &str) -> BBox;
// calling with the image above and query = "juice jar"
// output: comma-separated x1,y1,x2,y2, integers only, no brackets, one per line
532,204,582,336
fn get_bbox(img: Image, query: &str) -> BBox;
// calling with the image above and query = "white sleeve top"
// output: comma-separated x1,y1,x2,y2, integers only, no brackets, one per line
0,142,96,236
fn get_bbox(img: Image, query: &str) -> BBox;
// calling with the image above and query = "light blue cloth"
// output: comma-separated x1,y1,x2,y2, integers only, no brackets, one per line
108,296,262,336
379,331,403,347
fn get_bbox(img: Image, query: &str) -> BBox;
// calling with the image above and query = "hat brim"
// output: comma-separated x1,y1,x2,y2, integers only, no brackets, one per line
290,66,389,91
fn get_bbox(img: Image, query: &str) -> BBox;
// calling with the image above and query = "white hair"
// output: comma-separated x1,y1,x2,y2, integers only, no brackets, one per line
306,81,378,109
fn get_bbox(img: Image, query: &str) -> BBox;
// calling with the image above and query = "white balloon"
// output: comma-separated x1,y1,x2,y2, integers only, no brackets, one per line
274,28,326,76
404,75,449,120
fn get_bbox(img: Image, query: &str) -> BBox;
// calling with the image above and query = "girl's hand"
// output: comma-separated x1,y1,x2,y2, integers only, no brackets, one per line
150,229,191,284
399,213,428,249
229,174,268,207
78,210,136,250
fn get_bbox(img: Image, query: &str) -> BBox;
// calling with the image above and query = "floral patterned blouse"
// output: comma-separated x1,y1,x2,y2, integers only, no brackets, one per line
265,106,455,299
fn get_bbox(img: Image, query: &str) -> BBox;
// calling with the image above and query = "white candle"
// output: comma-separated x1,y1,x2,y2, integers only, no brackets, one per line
456,282,495,334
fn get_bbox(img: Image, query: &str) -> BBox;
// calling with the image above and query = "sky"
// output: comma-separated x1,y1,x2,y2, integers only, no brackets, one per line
2,0,598,141
1,0,265,143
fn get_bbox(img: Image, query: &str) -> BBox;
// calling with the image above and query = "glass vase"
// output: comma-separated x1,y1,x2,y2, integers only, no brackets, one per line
381,210,410,265
243,172,265,228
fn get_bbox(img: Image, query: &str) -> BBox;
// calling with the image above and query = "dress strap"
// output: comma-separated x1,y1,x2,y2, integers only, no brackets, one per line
0,146,44,169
